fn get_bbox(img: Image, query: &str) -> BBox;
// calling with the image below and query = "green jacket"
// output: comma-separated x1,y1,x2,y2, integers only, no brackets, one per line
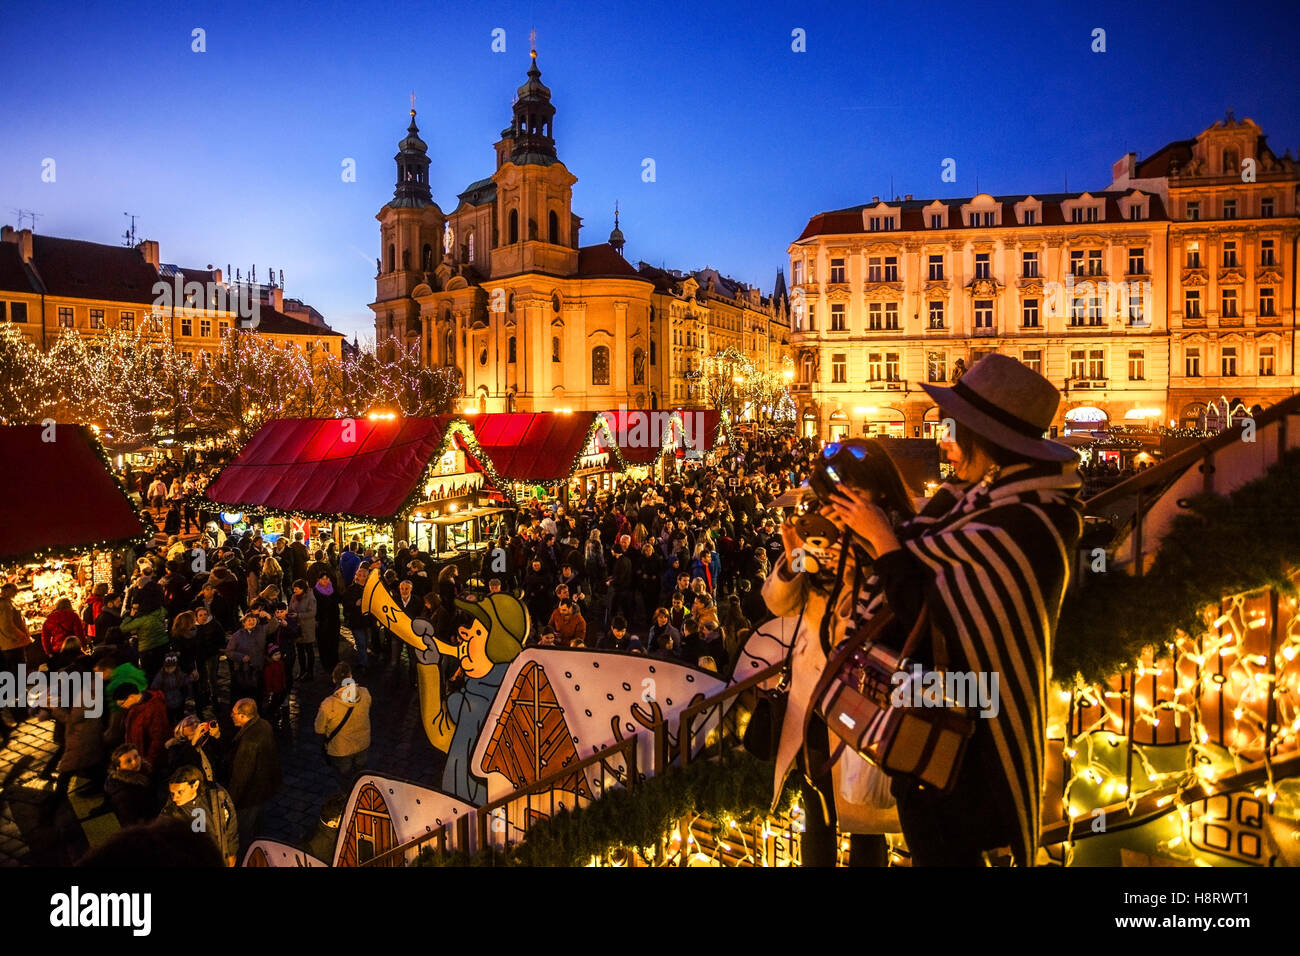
120,607,168,653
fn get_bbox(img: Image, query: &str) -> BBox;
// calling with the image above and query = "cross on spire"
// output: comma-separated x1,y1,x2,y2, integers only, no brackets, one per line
530,27,537,57
410,90,416,117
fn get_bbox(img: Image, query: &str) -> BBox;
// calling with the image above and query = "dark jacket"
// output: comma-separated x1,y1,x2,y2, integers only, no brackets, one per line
228,715,283,808
160,784,238,862
104,766,159,825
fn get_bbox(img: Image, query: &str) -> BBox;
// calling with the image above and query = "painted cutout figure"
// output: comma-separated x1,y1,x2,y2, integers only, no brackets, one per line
363,571,526,804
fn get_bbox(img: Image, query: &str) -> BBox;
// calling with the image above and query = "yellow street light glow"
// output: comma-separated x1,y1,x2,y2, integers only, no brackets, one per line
461,407,478,415
1124,407,1163,419
854,406,878,415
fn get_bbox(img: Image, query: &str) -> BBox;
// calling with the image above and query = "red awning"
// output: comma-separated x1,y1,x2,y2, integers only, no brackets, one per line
595,409,673,465
0,425,151,562
465,412,609,483
671,409,724,454
204,417,457,520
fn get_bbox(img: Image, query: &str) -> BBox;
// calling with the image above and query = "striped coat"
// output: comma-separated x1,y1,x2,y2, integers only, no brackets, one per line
857,462,1083,864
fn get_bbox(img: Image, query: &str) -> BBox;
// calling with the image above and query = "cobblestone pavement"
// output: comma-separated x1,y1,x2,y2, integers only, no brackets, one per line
0,627,445,866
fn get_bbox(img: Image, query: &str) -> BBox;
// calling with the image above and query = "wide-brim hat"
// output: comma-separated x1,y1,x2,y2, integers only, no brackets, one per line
920,354,1076,462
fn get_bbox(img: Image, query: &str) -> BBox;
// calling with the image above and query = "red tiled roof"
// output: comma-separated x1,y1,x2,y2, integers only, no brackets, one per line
466,412,610,482
0,243,35,295
31,235,162,304
795,191,1168,241
205,417,457,519
1134,138,1197,178
0,425,150,561
254,305,345,337
576,244,651,280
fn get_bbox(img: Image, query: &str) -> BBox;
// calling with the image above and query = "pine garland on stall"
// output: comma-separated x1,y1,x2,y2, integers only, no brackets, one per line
1055,448,1300,684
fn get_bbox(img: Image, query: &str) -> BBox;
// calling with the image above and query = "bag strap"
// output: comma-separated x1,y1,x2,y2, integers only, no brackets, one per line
325,703,355,744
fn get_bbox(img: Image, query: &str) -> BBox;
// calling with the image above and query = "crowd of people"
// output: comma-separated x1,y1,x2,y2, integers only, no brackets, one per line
5,361,1119,866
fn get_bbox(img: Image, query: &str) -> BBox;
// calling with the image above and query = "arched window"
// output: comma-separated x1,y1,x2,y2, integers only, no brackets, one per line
507,336,516,364
386,244,395,272
467,232,475,262
444,328,455,364
632,347,645,385
551,336,560,363
649,340,656,365
528,218,538,240
548,210,559,244
592,345,610,385
508,209,519,245
422,244,433,271
801,353,814,382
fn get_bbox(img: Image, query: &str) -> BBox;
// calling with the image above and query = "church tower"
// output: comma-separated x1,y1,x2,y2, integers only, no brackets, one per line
489,49,579,278
372,105,444,361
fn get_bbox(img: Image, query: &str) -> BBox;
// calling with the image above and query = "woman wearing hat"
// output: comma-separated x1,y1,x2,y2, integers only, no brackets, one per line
827,353,1083,866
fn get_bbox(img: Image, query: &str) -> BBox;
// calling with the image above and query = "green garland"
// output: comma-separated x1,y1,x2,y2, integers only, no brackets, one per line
415,751,800,867
1055,447,1300,684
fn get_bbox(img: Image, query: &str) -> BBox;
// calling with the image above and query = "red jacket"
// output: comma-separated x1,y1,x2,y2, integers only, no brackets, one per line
124,691,171,771
42,608,87,657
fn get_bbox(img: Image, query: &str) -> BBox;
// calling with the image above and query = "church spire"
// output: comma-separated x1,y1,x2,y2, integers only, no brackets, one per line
391,97,432,208
608,201,625,256
509,43,557,166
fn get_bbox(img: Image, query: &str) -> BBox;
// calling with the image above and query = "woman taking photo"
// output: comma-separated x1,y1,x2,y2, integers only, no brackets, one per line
827,354,1083,866
763,436,915,867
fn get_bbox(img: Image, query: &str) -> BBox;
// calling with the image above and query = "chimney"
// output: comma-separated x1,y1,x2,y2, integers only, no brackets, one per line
271,286,283,312
2,226,34,262
904,193,913,201
1111,152,1137,187
135,239,160,269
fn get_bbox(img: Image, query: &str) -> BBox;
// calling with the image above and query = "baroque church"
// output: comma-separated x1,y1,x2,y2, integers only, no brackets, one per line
370,49,659,413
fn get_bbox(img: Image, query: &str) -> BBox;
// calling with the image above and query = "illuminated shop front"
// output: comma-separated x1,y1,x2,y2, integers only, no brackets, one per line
204,415,507,566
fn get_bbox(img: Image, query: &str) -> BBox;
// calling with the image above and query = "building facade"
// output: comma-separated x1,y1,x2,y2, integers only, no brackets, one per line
0,227,344,360
635,263,790,409
370,51,790,416
789,114,1298,441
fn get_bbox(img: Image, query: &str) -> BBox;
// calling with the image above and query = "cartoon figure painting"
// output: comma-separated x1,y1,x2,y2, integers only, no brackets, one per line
363,570,527,805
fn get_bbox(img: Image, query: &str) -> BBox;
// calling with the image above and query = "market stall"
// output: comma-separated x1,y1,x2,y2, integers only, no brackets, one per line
596,408,676,483
667,408,727,468
203,416,509,563
462,412,625,509
0,424,154,649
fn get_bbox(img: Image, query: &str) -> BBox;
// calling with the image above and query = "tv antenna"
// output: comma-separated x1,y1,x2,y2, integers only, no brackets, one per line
12,208,40,230
123,213,138,247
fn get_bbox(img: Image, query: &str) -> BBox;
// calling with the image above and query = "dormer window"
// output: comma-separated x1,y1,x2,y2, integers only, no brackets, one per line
1186,201,1200,221
867,215,897,231
1014,197,1042,225
960,196,1001,228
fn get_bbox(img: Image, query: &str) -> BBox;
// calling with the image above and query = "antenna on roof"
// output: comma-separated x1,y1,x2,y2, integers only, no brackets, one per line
11,208,39,231
123,212,138,247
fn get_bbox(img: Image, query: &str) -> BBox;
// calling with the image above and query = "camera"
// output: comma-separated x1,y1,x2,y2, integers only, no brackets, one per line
206,720,219,732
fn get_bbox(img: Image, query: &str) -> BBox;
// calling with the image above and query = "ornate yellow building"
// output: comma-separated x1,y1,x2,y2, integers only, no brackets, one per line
1111,112,1299,429
789,114,1297,441
370,50,790,415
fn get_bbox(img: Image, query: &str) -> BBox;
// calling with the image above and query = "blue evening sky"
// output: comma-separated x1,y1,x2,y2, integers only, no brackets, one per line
2,0,1296,339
